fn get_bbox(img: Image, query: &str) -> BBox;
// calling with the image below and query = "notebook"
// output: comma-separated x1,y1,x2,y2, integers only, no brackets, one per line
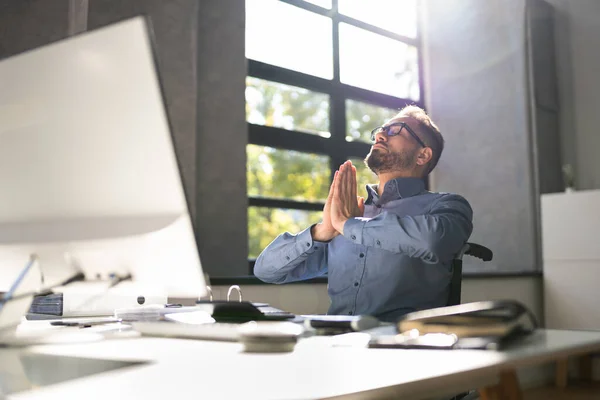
368,300,537,350
397,300,535,338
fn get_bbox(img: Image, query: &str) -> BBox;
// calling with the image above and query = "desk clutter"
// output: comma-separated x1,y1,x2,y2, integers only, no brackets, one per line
15,288,539,354
10,278,537,353
369,299,538,350
116,302,383,353
9,283,383,352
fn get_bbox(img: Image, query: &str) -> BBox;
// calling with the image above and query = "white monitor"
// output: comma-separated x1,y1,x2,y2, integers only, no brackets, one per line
0,17,206,299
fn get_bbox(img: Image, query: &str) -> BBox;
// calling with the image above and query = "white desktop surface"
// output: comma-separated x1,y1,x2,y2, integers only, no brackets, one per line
4,326,600,399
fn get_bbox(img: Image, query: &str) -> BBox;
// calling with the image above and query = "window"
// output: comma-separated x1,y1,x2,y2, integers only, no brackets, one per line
247,145,330,202
339,23,420,100
338,0,418,38
245,0,333,79
245,0,423,271
246,77,330,137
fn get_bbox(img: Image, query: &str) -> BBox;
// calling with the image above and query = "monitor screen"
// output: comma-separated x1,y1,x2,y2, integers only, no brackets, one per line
0,17,206,298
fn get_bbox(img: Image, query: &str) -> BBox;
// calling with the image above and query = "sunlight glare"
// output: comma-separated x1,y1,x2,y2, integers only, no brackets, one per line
339,23,419,100
338,0,418,38
246,0,333,79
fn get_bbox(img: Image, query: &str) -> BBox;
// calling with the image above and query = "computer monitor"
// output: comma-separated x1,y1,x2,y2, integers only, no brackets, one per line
0,17,207,299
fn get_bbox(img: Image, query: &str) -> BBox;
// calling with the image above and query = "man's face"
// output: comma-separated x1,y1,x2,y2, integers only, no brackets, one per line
364,116,422,175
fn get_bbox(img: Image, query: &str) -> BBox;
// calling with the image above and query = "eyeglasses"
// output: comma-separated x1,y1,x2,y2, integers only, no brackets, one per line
370,122,427,148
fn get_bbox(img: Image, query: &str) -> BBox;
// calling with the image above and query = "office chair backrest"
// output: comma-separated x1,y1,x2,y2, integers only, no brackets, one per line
447,243,493,306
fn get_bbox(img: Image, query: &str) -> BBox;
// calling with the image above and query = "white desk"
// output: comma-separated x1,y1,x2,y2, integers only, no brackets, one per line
2,326,600,399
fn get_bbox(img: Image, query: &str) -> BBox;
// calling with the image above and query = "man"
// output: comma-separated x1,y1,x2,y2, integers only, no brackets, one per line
254,105,473,322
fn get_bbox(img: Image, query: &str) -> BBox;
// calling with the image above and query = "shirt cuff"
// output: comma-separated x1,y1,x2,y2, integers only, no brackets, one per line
343,217,368,245
296,225,325,255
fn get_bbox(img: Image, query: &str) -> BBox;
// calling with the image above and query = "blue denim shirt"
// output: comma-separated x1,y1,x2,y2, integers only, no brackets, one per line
254,177,473,322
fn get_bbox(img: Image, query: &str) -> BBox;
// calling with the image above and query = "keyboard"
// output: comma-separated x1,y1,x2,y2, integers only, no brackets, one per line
132,318,304,344
132,321,242,341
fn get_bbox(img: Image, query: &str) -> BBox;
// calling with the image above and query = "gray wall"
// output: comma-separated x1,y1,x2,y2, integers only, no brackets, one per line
0,0,70,57
528,0,564,195
422,0,540,273
194,1,248,277
547,0,600,191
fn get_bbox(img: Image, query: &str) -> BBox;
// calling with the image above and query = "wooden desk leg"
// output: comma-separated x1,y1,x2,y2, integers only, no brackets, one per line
579,354,593,382
479,385,500,400
479,369,523,400
556,357,569,388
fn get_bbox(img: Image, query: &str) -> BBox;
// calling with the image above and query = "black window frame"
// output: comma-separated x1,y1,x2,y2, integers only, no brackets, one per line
246,0,425,273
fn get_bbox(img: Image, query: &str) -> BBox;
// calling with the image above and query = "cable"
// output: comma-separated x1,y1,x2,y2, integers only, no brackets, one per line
1,271,86,303
108,273,132,288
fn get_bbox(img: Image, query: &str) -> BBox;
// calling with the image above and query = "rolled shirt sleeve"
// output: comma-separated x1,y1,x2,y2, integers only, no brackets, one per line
254,225,329,283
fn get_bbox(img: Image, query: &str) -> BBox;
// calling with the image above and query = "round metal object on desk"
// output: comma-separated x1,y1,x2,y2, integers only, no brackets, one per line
238,321,304,353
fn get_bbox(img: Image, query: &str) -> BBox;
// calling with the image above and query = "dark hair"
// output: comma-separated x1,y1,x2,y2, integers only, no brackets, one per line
396,105,444,175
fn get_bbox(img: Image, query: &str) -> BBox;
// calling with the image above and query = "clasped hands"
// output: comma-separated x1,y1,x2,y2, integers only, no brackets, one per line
311,160,365,242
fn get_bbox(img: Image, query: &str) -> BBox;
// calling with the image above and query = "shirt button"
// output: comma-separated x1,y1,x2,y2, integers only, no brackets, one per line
286,256,290,260
359,253,365,258
354,282,359,287
351,235,356,240
376,240,381,245
348,311,353,315
306,242,310,247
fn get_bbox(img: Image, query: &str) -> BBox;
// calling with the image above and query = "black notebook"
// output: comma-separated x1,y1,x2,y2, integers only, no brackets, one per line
195,300,295,322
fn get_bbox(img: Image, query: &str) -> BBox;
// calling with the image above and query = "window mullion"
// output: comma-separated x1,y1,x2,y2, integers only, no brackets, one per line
330,1,346,173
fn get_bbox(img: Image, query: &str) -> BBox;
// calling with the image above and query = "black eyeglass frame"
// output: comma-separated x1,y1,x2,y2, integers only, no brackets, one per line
370,122,427,148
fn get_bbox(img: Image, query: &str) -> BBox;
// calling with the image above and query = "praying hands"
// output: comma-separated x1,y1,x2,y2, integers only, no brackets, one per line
311,160,365,241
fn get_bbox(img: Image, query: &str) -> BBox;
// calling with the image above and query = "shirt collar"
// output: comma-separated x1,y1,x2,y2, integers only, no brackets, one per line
365,177,426,205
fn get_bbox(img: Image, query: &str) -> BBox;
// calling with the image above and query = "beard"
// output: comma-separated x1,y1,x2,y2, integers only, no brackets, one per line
364,146,417,174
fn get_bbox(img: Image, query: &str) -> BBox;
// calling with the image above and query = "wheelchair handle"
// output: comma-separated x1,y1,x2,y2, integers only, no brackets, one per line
464,243,493,262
